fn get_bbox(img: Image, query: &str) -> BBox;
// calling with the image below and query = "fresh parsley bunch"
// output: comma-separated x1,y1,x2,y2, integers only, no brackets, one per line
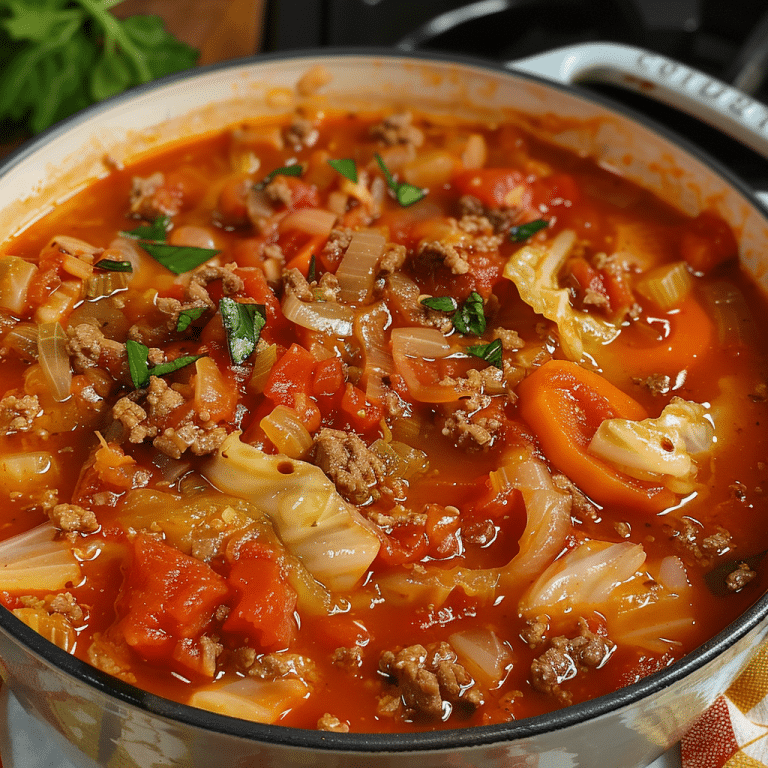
0,0,198,135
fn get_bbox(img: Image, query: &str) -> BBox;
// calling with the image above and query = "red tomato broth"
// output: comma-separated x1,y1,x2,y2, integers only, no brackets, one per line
0,106,766,734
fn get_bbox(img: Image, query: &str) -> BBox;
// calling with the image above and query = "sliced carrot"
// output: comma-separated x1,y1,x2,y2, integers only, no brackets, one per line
516,359,676,513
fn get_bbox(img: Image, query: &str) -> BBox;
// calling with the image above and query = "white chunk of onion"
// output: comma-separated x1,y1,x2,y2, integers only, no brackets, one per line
37,321,72,402
336,229,386,304
520,540,647,617
204,433,381,592
390,326,451,359
279,207,337,237
0,256,37,314
282,291,354,337
449,628,511,688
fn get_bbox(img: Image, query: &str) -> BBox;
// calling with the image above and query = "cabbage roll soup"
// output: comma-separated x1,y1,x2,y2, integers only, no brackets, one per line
0,103,766,734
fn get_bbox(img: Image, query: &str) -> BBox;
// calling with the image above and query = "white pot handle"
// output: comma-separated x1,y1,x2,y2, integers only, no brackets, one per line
507,42,768,161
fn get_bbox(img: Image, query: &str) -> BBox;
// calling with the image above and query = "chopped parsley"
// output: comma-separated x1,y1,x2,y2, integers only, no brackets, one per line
94,259,132,272
121,216,171,242
254,164,303,190
126,339,202,389
420,296,458,313
374,153,426,207
465,338,503,369
219,298,266,365
509,218,549,242
328,158,358,183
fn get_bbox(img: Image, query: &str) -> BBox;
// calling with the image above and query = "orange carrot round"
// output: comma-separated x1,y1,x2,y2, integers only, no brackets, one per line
516,359,677,513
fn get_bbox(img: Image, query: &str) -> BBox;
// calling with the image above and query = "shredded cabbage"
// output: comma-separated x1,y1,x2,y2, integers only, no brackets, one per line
204,434,381,592
503,229,618,360
587,397,714,488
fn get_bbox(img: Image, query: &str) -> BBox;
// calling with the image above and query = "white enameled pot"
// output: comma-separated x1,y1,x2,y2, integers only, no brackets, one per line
0,46,767,768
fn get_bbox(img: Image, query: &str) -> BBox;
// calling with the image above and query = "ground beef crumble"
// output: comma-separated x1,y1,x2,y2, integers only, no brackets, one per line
370,112,425,148
726,562,758,592
0,392,40,434
378,642,483,720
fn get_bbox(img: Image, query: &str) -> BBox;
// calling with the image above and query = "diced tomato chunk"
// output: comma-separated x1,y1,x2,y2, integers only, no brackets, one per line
263,343,315,406
340,383,384,432
222,540,297,650
452,168,526,208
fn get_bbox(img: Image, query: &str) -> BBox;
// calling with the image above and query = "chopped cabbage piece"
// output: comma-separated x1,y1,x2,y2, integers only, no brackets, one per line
204,434,381,592
503,228,618,360
587,397,714,486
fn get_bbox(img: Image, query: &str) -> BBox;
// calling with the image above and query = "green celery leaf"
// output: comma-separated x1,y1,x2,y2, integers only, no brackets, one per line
140,242,220,275
219,297,266,365
176,306,207,333
420,296,458,313
121,216,171,241
509,218,549,242
466,338,503,369
254,164,303,190
94,259,133,272
453,291,486,336
126,339,150,389
328,158,358,183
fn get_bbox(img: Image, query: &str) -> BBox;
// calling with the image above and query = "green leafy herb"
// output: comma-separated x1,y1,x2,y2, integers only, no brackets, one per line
176,306,207,333
121,216,171,241
0,0,199,136
509,218,549,242
420,296,458,313
126,339,202,389
94,259,132,272
465,338,503,369
453,291,486,336
327,158,358,183
219,298,266,365
139,242,219,275
254,164,303,190
307,253,317,284
374,153,426,207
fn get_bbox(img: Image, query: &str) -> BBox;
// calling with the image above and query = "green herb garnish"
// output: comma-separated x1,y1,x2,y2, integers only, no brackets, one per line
176,306,207,333
509,218,549,242
374,153,426,207
307,253,317,284
254,164,303,190
0,1,198,135
126,339,202,389
219,298,266,365
94,259,132,272
466,338,503,369
121,216,171,241
328,158,358,183
420,296,458,313
454,292,486,336
139,242,219,275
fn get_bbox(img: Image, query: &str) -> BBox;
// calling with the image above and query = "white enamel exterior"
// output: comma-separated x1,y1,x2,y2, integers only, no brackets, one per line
0,51,767,768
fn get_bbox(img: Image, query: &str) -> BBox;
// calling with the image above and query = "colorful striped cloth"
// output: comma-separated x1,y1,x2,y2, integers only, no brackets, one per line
682,641,768,768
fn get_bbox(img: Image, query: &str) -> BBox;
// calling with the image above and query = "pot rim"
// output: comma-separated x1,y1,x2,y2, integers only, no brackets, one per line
2,46,767,753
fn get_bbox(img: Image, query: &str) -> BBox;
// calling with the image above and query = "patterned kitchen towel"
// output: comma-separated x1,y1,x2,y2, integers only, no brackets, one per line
682,641,768,768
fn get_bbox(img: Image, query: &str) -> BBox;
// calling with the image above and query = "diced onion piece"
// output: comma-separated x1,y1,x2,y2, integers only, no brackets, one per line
282,292,354,337
34,280,81,324
168,225,218,250
2,322,39,360
336,229,387,304
461,134,487,170
700,280,755,349
61,253,94,281
204,434,381,592
391,327,451,359
84,271,130,300
279,207,337,237
449,628,511,687
355,301,393,405
657,556,691,594
370,439,429,482
0,452,56,493
43,235,99,260
520,540,647,616
37,321,72,402
189,677,309,724
248,343,278,394
0,256,37,314
634,261,693,310
402,149,457,188
260,405,313,458
0,523,80,591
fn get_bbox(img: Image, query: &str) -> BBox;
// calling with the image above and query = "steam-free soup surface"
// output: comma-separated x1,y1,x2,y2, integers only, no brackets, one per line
0,106,766,732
